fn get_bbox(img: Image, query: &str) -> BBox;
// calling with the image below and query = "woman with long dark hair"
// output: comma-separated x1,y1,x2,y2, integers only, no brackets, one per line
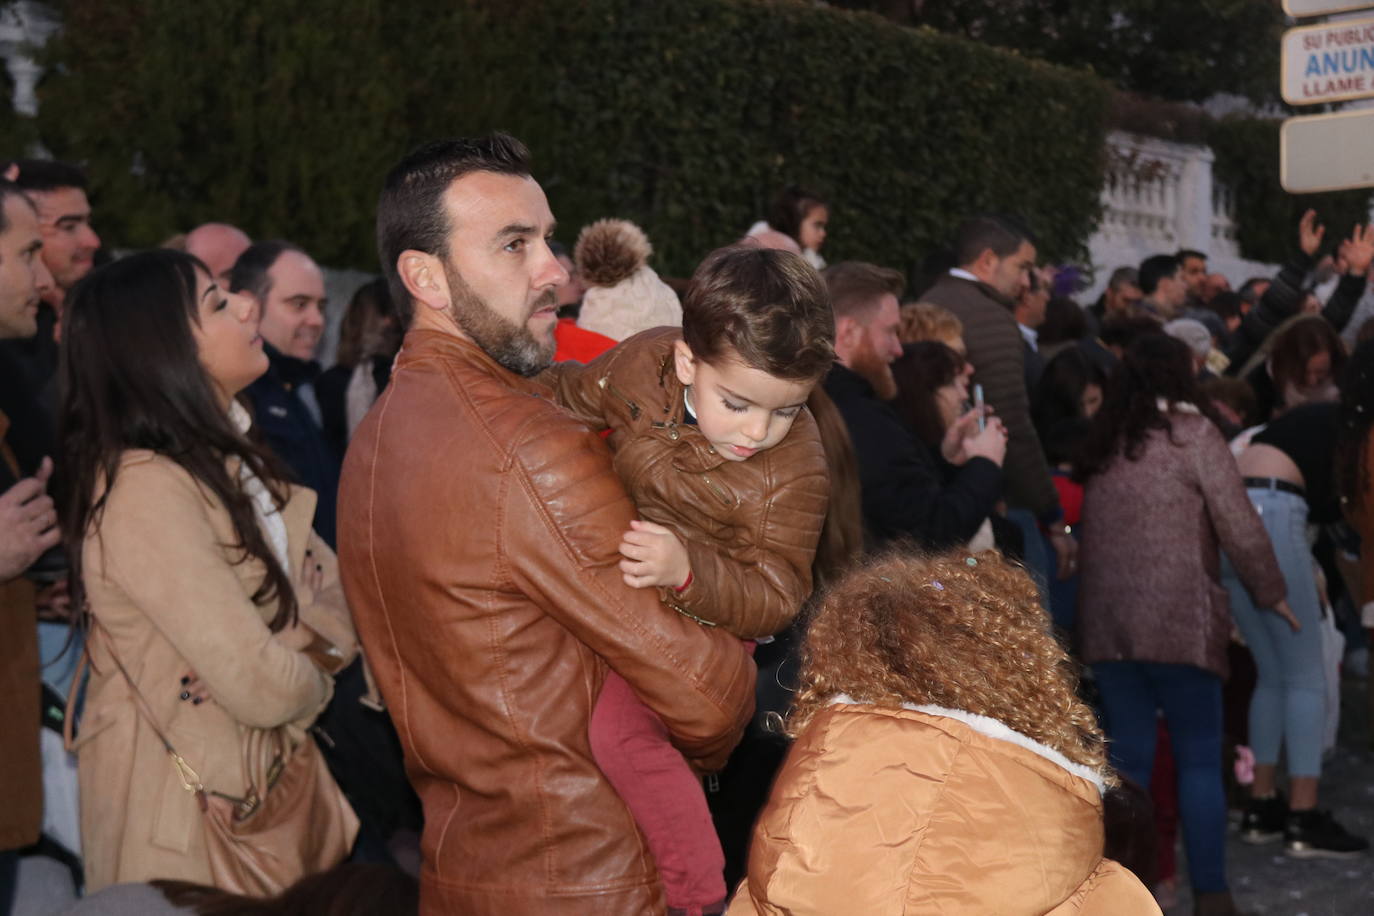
887,340,1007,551
58,250,358,891
1076,333,1294,916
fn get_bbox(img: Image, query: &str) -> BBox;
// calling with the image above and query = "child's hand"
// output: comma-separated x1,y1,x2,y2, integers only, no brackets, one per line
618,520,692,589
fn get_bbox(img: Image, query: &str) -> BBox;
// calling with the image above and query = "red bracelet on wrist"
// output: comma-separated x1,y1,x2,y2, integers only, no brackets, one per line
675,570,694,592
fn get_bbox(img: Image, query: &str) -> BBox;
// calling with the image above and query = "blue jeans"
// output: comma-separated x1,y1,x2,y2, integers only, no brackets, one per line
1222,487,1326,777
1092,661,1228,894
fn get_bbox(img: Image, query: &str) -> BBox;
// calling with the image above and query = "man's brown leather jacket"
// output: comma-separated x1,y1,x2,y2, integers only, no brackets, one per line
338,329,756,916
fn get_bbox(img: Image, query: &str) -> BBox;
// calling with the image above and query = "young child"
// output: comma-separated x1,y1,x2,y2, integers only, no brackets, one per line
728,550,1161,916
542,245,835,916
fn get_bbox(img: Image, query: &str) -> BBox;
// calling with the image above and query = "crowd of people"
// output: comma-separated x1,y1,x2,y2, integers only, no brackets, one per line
0,133,1371,916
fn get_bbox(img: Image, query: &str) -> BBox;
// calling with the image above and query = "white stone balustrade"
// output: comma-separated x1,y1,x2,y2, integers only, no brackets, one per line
1084,131,1278,302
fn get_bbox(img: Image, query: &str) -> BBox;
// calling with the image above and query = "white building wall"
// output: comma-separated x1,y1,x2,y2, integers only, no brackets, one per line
1083,131,1278,302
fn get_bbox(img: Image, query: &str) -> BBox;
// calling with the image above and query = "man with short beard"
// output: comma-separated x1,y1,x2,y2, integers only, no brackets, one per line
337,135,754,916
821,261,1007,550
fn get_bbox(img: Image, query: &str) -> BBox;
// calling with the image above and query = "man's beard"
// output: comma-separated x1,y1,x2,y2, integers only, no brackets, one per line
851,331,898,401
443,262,556,377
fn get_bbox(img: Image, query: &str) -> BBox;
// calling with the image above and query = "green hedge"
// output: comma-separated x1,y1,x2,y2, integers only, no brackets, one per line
1209,116,1373,265
36,0,1110,276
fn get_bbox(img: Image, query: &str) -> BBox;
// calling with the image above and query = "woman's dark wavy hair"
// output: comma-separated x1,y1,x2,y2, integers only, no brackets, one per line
767,185,826,246
1075,332,1219,480
1033,346,1106,442
58,249,299,631
1270,315,1346,411
891,341,964,448
1336,338,1374,512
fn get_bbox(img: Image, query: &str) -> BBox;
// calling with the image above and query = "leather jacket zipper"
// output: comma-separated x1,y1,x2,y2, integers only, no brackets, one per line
700,473,733,507
599,377,641,421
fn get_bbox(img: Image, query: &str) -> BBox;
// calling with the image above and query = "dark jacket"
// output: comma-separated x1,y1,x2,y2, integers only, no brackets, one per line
1225,251,1366,373
921,274,1060,521
824,363,1001,551
541,328,829,638
337,328,755,916
245,343,340,547
0,411,41,852
316,357,392,457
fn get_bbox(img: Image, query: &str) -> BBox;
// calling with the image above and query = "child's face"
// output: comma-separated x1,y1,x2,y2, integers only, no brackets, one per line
798,205,828,252
673,341,815,461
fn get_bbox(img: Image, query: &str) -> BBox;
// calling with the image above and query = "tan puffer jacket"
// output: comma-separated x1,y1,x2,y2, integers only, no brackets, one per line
729,701,1160,916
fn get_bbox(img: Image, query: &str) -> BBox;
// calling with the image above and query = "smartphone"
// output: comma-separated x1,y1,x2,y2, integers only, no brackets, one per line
973,384,985,432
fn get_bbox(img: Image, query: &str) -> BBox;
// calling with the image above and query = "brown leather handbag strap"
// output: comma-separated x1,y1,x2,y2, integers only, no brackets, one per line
90,619,214,797
61,643,89,754
85,619,248,806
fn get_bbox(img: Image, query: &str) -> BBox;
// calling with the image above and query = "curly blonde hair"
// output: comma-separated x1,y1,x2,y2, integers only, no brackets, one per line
790,549,1113,779
898,301,963,346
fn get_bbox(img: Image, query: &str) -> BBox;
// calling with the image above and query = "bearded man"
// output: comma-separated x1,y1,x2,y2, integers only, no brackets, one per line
820,261,1008,550
336,134,754,916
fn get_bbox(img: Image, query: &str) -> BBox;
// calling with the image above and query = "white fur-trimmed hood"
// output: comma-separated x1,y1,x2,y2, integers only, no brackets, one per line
829,694,1108,794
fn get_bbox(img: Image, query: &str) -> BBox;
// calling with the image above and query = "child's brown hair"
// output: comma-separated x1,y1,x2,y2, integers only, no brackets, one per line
790,549,1114,779
681,246,834,382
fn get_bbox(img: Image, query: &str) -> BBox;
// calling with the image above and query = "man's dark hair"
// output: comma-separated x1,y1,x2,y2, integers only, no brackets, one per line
822,261,905,322
0,178,37,235
7,158,89,193
1176,248,1207,264
952,215,1034,269
1237,276,1269,306
1099,313,1163,351
1137,254,1180,296
228,240,307,301
1107,266,1138,290
377,134,532,325
682,246,834,383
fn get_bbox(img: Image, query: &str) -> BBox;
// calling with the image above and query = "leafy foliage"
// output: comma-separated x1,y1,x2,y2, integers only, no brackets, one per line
834,0,1285,106
1209,116,1373,265
35,0,1110,274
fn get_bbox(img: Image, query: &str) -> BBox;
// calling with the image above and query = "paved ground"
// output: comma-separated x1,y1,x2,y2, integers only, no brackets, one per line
1165,672,1374,915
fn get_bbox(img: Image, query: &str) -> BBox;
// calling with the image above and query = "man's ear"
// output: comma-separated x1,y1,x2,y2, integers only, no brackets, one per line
833,314,862,362
398,250,449,313
970,248,998,282
672,338,697,387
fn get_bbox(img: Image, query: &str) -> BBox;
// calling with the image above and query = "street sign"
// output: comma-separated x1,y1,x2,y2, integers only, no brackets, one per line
1280,108,1374,192
1283,1,1374,16
1282,16,1374,104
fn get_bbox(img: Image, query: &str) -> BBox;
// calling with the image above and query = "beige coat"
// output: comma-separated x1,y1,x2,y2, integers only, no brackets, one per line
729,702,1160,916
74,451,357,891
